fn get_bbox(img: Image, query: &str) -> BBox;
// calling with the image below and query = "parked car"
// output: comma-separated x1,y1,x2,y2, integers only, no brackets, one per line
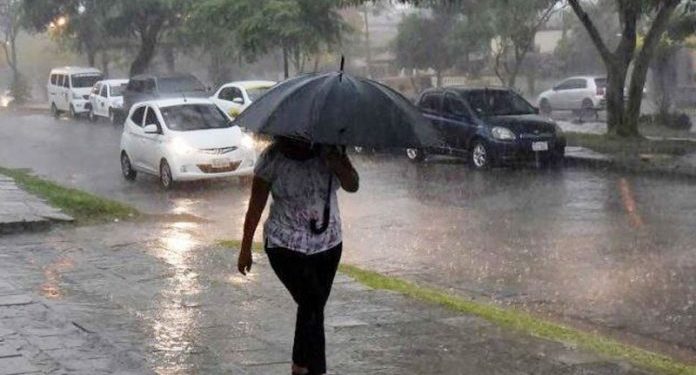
47,67,103,118
119,98,256,189
210,80,276,118
410,87,566,169
537,76,606,119
88,79,129,124
120,73,208,123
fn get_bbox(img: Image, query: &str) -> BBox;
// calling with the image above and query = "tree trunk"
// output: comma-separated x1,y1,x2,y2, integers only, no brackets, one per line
100,51,110,77
87,49,96,68
605,61,628,136
163,45,176,73
623,0,680,136
282,46,289,79
129,27,160,77
363,6,373,78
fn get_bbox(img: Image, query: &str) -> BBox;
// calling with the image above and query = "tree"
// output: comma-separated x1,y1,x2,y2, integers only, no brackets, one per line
650,4,696,120
0,0,25,103
107,0,193,76
393,11,458,87
568,0,684,137
202,0,349,79
489,0,559,88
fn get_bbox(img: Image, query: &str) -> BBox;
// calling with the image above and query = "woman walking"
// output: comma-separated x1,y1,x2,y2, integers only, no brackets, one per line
237,137,359,375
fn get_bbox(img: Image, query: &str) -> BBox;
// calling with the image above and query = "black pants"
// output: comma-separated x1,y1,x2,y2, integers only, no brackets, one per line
266,243,342,375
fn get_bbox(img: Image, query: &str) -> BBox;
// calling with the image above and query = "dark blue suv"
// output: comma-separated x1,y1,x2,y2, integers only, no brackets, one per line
410,87,566,169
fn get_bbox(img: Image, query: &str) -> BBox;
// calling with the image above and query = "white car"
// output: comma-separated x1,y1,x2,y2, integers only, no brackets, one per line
119,98,256,189
210,80,276,118
537,76,606,118
47,66,103,118
88,79,129,124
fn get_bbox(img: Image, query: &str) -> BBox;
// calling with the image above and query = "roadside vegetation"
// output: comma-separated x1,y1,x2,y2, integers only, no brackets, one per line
566,132,696,157
0,166,139,224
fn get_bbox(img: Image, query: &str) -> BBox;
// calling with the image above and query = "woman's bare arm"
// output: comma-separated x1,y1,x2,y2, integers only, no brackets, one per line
238,177,271,275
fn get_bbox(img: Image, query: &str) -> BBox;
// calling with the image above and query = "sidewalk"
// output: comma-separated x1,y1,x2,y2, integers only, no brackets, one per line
0,221,654,374
0,175,72,234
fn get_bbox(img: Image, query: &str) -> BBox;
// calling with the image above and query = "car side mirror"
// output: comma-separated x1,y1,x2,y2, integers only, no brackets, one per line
233,97,244,104
143,124,159,134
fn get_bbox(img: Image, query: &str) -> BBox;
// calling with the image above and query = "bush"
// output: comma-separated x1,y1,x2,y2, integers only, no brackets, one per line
639,112,693,131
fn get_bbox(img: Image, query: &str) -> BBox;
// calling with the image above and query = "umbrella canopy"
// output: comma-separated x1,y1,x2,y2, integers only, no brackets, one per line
232,72,442,149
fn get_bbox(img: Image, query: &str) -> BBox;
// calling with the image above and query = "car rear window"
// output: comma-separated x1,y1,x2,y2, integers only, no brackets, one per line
158,76,206,94
71,74,103,88
160,104,232,131
594,78,607,88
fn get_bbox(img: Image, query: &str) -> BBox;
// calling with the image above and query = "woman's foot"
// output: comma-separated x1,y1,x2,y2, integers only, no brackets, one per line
292,364,309,374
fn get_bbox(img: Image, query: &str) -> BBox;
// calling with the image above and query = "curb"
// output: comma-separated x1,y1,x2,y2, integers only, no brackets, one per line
0,219,52,235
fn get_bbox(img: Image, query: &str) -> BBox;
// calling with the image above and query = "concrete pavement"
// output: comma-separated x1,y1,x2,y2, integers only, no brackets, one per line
0,174,73,235
0,222,655,374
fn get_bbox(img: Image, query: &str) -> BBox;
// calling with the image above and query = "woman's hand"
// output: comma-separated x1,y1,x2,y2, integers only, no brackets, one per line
237,248,253,275
322,146,359,193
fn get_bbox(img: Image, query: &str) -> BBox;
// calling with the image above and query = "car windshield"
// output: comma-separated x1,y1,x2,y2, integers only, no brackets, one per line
246,86,272,101
110,84,126,97
160,104,231,131
463,90,536,116
158,76,206,93
71,74,103,88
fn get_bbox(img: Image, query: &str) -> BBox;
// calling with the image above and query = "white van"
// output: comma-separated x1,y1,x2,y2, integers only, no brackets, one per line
47,67,103,118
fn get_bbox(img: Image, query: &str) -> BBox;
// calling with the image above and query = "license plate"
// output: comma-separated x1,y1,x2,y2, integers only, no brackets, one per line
532,142,548,151
211,158,230,168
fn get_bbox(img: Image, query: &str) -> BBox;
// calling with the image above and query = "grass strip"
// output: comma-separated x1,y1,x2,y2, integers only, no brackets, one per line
0,167,139,224
566,132,696,157
337,264,696,375
218,238,695,374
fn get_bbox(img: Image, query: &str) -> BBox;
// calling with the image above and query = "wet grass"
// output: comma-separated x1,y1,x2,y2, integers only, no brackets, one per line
0,167,139,224
566,132,696,157
338,264,696,375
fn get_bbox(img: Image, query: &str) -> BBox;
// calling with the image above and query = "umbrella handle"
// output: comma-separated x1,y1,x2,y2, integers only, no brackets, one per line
310,174,333,235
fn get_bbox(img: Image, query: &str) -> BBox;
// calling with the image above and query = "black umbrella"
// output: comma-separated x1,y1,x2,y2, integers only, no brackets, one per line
233,60,442,234
232,63,441,149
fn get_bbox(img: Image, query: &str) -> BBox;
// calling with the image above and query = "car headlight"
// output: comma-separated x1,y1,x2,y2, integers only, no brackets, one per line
241,134,255,149
491,127,516,140
171,138,197,155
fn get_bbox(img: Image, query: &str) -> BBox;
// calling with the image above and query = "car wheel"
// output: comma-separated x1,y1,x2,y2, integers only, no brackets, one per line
539,99,552,115
51,103,60,118
159,159,174,190
88,109,97,122
469,141,491,170
406,148,425,162
120,152,137,181
580,99,595,121
69,105,77,119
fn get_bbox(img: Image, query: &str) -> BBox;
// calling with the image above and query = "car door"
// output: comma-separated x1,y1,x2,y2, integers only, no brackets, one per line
549,79,572,110
442,92,475,151
97,84,109,117
213,87,235,113
126,106,147,169
55,75,68,110
141,106,164,172
48,74,59,106
567,79,588,110
418,93,445,150
227,87,245,117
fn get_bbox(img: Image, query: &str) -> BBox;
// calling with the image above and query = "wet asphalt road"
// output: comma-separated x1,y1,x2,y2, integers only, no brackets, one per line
1,111,696,357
